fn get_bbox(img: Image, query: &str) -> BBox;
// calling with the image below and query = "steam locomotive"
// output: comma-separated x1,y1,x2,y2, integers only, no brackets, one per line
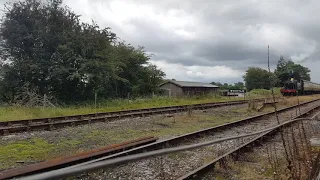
280,79,320,96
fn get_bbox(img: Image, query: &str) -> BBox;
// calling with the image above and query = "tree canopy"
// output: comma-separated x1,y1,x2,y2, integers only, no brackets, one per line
243,55,312,91
274,55,311,85
243,67,273,91
0,0,165,104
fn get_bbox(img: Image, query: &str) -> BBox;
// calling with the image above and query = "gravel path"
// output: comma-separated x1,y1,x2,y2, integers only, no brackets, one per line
79,100,320,180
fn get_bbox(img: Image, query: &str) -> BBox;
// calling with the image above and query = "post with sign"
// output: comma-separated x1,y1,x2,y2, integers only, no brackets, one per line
228,89,246,99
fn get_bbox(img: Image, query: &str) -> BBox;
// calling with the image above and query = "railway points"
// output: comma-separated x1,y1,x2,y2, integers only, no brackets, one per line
13,98,320,179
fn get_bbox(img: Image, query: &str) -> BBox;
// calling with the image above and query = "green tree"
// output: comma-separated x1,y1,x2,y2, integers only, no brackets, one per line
232,82,245,90
274,55,311,86
0,0,165,103
243,67,273,91
0,0,89,102
211,81,223,87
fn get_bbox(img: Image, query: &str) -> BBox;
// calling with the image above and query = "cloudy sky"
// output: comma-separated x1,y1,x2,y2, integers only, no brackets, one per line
2,0,320,84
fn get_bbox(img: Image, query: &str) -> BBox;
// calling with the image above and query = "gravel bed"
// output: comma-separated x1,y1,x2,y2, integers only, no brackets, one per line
0,102,259,171
201,116,320,180
79,100,320,180
0,103,250,142
0,99,317,173
0,101,249,128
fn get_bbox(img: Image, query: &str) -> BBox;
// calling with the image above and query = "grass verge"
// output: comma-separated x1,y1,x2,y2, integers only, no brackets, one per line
0,95,318,170
0,95,248,122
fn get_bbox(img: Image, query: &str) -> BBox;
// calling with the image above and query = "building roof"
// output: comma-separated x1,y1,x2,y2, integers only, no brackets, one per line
159,80,219,88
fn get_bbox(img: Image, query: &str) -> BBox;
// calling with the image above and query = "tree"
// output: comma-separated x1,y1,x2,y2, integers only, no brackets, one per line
210,81,245,90
274,55,311,86
243,67,273,91
211,81,223,87
0,0,165,103
232,82,245,90
211,82,228,89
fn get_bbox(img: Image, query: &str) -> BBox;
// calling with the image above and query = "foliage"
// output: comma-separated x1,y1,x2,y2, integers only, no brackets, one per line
211,81,245,90
243,67,274,91
274,55,311,86
248,88,281,98
0,0,165,104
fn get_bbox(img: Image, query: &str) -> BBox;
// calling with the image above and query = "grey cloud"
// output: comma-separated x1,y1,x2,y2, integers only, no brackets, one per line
1,0,320,83
106,0,318,68
55,1,320,69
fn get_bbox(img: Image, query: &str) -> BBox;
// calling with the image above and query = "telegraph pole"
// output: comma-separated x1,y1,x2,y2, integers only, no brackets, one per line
267,45,280,124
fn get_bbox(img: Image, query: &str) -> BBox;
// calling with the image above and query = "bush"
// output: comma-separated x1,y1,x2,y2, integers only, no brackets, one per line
247,88,281,98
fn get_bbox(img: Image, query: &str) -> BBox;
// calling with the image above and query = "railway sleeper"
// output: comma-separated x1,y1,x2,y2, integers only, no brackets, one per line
218,157,230,170
49,124,55,131
230,151,241,161
239,144,255,153
0,98,311,137
2,129,9,136
47,118,52,123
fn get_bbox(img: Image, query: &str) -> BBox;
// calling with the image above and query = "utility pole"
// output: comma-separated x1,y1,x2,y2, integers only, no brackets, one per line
267,45,280,124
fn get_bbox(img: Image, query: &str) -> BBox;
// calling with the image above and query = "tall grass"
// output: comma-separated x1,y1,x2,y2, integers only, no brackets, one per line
0,94,244,122
247,88,282,99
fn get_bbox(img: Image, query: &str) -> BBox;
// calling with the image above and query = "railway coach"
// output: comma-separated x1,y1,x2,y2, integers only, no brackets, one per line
280,79,320,96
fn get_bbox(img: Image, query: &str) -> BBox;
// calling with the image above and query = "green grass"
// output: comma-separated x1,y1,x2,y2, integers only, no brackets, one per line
0,88,313,122
1,95,319,170
0,106,261,170
0,95,248,122
247,88,282,98
0,138,55,169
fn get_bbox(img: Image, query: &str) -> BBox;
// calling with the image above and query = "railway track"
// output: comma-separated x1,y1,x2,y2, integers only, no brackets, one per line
178,107,320,179
0,136,158,180
19,98,320,180
0,98,264,136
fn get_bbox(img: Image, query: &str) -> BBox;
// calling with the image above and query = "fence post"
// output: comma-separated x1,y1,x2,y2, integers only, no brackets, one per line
95,92,97,112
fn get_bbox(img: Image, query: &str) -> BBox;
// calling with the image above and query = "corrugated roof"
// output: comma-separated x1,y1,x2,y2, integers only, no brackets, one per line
160,80,219,88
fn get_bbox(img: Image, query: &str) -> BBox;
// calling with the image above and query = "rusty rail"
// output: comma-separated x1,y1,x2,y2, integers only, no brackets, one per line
78,98,320,160
19,99,320,180
0,99,265,136
178,104,320,179
29,99,320,173
0,136,158,180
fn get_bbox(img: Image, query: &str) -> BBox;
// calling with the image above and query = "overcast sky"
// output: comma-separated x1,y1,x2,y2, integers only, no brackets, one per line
2,0,320,84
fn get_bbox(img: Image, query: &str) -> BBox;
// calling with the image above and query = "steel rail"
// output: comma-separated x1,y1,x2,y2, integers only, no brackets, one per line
59,98,320,165
18,106,320,180
0,99,258,126
0,136,158,180
15,99,320,180
178,108,320,179
51,100,320,172
34,97,320,174
0,99,265,136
